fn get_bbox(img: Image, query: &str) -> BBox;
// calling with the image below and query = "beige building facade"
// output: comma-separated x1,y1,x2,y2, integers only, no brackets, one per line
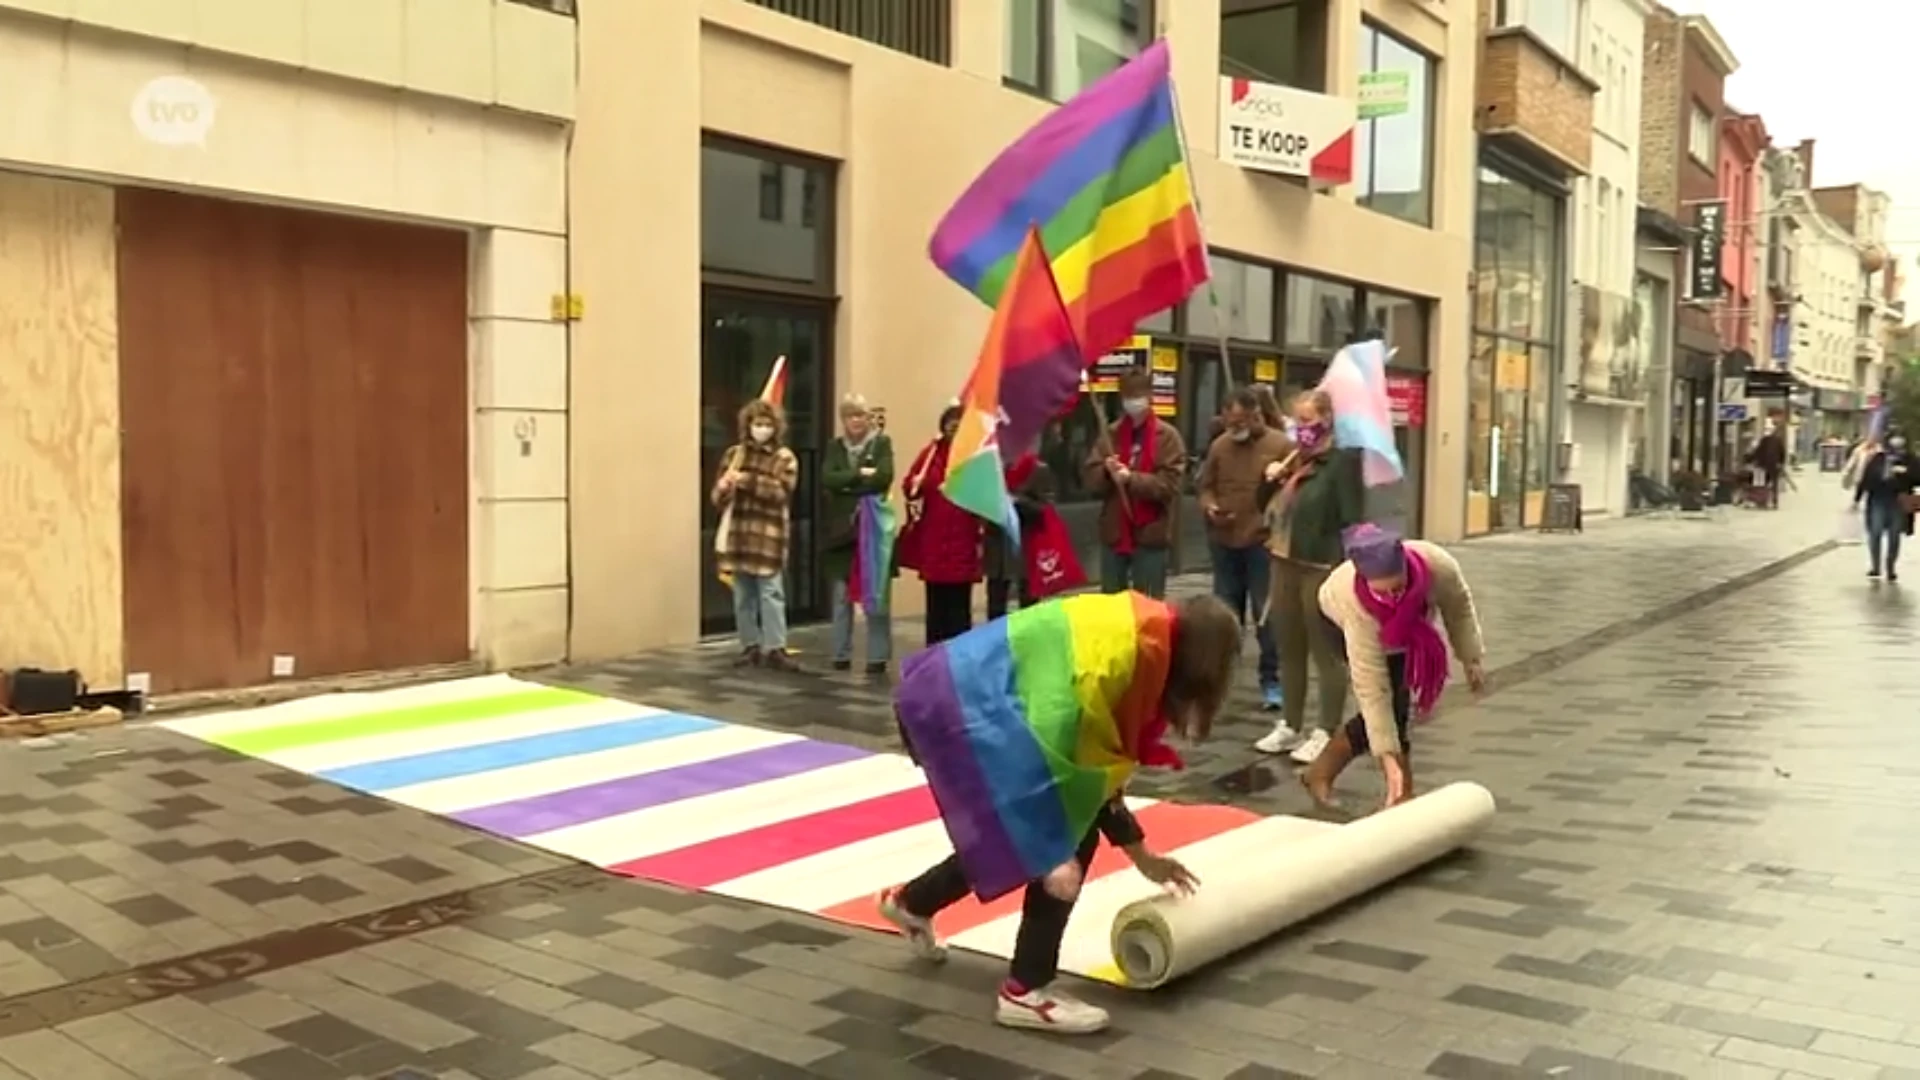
572,0,1480,661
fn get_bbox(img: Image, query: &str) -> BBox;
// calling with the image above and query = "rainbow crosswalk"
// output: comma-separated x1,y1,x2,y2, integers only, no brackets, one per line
160,674,1301,983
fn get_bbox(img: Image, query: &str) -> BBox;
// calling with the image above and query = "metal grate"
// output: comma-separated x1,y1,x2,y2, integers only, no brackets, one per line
747,0,951,65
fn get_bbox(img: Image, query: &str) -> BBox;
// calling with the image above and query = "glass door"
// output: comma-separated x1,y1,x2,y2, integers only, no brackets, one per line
699,290,832,635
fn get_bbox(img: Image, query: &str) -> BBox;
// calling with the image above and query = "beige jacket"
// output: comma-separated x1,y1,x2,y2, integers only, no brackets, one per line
1318,540,1484,756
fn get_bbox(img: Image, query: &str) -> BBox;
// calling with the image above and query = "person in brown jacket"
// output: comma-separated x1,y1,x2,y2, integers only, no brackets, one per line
1197,387,1293,706
1082,369,1187,598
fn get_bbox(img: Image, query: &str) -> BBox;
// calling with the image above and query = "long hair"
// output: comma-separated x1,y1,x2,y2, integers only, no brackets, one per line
1251,384,1286,429
736,398,787,444
1162,595,1240,742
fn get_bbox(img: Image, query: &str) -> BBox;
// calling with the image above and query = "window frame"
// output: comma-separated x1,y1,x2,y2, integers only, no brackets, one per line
1004,0,1155,101
1353,21,1436,228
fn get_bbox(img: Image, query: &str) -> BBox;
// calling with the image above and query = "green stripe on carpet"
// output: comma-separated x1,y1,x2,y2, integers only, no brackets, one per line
214,687,601,756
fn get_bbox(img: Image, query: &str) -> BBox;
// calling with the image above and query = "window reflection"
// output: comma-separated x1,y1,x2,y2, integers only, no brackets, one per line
1354,24,1434,226
703,145,831,286
1007,0,1150,100
1184,254,1275,342
1366,291,1428,368
1284,274,1356,351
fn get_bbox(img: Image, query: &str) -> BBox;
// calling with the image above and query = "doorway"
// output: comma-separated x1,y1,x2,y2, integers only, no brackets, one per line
699,291,832,635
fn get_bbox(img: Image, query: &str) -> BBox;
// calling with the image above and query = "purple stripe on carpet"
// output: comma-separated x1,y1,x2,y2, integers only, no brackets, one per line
452,738,870,837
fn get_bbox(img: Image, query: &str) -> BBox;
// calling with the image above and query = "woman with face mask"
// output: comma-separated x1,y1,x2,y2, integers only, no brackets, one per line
1082,369,1188,598
1853,430,1917,581
712,399,800,670
898,403,985,645
1252,389,1364,762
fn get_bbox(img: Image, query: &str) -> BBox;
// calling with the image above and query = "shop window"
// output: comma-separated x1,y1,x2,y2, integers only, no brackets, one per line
1283,274,1356,352
1364,290,1428,368
702,142,833,288
1353,24,1434,227
1004,0,1152,100
1219,0,1327,92
1183,254,1275,343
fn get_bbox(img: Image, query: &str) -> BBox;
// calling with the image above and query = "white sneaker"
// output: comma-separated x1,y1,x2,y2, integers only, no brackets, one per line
1290,728,1332,764
1254,722,1301,754
876,889,948,962
995,984,1110,1034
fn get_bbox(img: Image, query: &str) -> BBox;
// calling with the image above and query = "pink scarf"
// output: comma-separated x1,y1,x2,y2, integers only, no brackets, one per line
1352,549,1449,718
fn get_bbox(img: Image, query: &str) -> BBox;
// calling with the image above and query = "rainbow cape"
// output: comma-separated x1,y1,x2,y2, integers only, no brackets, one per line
846,495,897,615
927,39,1209,361
893,593,1175,901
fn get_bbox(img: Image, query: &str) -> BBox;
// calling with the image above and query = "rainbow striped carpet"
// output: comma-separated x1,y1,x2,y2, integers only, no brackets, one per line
159,674,1291,983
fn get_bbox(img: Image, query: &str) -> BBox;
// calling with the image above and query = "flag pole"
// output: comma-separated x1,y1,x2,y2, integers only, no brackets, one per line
1164,57,1239,395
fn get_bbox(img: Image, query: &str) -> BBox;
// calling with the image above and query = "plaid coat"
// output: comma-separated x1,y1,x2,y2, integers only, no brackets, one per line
714,442,799,578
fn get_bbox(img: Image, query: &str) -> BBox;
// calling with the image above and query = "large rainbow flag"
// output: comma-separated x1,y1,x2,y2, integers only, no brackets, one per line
943,227,1079,532
928,39,1209,361
893,592,1176,901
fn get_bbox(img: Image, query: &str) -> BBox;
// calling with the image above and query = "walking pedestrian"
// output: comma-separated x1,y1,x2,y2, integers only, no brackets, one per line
1197,388,1290,709
1855,430,1917,581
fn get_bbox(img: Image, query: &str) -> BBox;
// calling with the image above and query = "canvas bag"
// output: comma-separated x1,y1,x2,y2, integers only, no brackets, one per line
1024,505,1088,598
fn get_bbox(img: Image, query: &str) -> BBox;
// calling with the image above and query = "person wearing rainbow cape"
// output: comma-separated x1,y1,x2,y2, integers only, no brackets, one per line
1307,523,1488,809
880,591,1242,1034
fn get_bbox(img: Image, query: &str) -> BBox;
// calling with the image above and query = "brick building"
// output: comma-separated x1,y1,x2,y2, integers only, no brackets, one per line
1638,3,1737,477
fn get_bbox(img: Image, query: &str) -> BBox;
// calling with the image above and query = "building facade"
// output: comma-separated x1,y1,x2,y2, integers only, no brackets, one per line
1468,0,1596,532
1568,0,1649,517
1638,3,1736,480
0,0,575,694
572,0,1481,658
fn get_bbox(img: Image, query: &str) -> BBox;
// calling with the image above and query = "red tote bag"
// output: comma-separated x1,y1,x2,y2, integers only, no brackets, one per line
1024,505,1088,599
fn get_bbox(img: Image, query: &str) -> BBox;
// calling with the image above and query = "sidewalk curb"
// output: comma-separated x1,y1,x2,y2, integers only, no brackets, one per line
1469,538,1840,702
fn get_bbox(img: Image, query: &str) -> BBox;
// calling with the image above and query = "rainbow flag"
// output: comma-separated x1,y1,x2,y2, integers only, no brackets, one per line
928,39,1208,361
1319,340,1403,487
943,228,1078,533
894,593,1175,901
846,495,897,615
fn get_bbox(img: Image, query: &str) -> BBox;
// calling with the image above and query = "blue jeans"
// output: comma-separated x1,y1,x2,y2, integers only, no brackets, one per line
829,577,892,664
1100,547,1170,598
1865,500,1905,573
731,572,788,650
1210,543,1278,686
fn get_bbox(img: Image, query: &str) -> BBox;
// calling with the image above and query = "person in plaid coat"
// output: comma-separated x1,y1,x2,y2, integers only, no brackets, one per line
713,398,801,669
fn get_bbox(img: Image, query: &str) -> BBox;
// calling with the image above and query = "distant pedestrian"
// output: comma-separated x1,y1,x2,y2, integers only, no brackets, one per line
1083,369,1186,598
1197,388,1290,709
713,399,801,670
1854,431,1917,581
1306,525,1487,810
899,404,984,645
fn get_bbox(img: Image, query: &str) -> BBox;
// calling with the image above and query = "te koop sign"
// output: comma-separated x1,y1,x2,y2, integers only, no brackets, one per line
1218,78,1356,187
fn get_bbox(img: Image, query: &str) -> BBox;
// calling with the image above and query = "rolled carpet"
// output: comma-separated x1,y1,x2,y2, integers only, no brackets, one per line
1110,782,1497,988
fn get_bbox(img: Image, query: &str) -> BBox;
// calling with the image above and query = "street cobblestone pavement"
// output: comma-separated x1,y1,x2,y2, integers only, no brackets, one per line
1,486,1916,1078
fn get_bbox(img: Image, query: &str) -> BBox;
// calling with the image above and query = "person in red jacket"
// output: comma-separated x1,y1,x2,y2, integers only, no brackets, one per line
900,404,985,645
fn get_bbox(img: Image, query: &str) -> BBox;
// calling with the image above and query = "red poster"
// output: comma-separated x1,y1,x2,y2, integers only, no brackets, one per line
1386,374,1426,428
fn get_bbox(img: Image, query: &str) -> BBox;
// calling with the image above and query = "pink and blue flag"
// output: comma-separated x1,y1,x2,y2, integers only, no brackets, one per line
846,496,897,615
1319,340,1404,487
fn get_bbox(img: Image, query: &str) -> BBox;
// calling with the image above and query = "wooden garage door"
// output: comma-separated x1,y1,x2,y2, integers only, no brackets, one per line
117,189,470,693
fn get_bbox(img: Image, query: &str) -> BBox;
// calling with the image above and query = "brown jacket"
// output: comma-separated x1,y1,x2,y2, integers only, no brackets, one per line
1318,541,1484,756
1081,417,1187,549
1197,427,1293,549
712,442,799,578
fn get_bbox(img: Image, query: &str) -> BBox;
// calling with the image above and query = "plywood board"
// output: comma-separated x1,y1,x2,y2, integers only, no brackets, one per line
0,173,123,688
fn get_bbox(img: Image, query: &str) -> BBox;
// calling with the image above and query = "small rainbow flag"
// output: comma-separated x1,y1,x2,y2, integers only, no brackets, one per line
1319,339,1404,487
943,227,1080,535
893,592,1176,901
846,495,897,615
928,39,1209,361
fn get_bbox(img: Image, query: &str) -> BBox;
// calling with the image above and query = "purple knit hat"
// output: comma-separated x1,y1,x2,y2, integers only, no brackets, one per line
1343,523,1406,578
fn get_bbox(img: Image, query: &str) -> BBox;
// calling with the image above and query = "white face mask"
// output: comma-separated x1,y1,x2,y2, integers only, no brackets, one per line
1892,437,1908,450
1230,429,1252,443
1122,397,1150,418
750,424,775,443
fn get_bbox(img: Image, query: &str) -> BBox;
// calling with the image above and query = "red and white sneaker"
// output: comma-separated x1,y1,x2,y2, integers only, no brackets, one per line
876,889,947,962
995,984,1110,1034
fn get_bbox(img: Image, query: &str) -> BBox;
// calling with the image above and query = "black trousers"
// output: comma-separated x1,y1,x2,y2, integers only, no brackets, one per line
924,583,974,646
985,578,1034,621
1343,652,1412,756
897,825,1102,990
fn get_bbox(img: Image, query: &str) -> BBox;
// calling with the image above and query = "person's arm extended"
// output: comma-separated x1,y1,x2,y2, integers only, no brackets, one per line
1082,430,1113,495
1425,546,1486,666
710,447,738,508
1321,576,1400,756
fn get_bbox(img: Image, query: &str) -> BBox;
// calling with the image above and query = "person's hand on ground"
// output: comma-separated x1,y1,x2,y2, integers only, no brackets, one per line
1465,659,1488,696
1381,752,1412,809
1131,851,1199,895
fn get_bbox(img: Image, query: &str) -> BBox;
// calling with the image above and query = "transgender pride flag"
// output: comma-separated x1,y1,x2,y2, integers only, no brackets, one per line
1319,339,1404,487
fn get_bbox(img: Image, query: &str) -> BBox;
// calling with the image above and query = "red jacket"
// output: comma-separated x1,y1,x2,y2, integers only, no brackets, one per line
899,438,982,585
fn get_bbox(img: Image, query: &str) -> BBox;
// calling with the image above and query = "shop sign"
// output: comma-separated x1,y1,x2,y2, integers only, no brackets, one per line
1357,71,1410,119
1387,373,1426,427
1689,200,1727,301
1150,346,1179,416
1218,77,1356,186
1252,357,1280,384
1089,335,1151,393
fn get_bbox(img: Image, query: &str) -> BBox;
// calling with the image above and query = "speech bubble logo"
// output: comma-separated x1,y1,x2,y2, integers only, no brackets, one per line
131,76,216,147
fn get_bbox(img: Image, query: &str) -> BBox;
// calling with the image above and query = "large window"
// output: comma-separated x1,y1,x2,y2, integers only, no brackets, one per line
1284,274,1356,352
1496,0,1576,58
1004,0,1152,100
702,144,833,286
1354,24,1434,227
1183,254,1275,342
1219,0,1325,91
1366,290,1428,369
1689,103,1715,165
